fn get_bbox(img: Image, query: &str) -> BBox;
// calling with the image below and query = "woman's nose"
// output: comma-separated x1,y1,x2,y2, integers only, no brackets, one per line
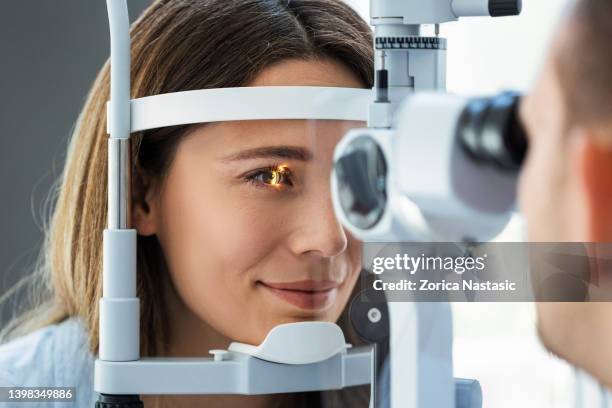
287,187,348,258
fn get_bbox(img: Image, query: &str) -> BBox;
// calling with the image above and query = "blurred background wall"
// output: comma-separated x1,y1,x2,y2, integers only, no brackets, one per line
0,0,150,326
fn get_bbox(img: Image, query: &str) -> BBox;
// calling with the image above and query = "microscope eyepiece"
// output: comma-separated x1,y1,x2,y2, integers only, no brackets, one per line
457,91,528,172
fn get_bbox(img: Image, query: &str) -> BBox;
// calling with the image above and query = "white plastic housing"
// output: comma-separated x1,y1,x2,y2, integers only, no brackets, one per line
389,303,454,408
333,93,517,242
393,93,517,241
370,0,458,24
118,87,372,133
106,0,130,140
452,0,490,16
100,229,139,361
370,0,494,25
331,127,432,243
94,347,373,395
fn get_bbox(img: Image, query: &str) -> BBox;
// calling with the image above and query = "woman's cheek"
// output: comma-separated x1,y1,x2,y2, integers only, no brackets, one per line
207,195,288,267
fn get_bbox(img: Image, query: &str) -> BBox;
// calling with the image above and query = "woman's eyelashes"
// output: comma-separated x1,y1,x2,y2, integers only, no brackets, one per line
243,164,295,190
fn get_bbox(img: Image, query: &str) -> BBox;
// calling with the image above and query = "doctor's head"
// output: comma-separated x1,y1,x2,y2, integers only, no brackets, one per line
519,0,612,243
31,0,373,358
518,0,612,388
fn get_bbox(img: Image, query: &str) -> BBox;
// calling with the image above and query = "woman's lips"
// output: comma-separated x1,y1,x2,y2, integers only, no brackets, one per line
259,279,340,310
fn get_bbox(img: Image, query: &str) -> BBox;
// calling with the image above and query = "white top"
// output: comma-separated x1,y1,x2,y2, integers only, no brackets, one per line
0,317,96,407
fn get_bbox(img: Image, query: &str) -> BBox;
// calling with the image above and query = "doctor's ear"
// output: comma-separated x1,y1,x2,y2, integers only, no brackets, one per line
132,164,159,236
574,127,612,242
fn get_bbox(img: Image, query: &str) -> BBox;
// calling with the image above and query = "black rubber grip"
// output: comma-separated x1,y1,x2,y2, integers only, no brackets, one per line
489,0,522,16
95,394,144,408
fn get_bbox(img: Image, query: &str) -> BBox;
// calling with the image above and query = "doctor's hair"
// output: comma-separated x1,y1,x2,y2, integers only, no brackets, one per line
0,0,374,407
557,0,612,129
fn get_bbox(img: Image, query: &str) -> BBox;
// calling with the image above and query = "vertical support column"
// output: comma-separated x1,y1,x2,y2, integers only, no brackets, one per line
100,0,139,363
388,302,455,408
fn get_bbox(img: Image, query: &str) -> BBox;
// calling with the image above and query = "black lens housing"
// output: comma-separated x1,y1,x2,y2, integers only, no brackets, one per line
457,91,528,172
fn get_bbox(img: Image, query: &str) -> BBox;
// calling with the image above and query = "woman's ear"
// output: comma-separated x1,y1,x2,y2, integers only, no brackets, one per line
575,127,612,242
132,165,159,236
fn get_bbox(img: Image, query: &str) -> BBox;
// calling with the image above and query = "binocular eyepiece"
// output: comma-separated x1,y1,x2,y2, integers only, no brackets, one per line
457,91,527,172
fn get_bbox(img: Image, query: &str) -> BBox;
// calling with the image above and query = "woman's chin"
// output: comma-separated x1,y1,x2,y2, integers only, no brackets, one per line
234,309,341,347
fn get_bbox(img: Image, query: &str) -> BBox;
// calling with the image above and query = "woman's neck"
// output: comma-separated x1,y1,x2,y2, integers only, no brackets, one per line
163,281,230,356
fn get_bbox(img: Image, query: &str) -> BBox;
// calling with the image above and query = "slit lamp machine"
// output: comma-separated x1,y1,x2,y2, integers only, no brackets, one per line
96,0,526,407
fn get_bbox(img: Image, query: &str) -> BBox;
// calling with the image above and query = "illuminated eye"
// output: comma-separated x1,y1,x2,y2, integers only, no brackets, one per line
266,165,289,186
245,164,293,188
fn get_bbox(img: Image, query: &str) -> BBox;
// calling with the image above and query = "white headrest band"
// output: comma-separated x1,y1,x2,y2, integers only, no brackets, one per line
107,86,372,134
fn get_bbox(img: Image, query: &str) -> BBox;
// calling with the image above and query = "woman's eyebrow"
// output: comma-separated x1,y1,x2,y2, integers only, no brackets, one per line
220,146,313,162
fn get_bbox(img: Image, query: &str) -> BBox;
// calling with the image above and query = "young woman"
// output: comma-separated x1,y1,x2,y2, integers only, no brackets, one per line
0,0,376,406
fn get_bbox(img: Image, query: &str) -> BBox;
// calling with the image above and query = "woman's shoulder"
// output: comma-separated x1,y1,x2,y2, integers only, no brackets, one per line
0,316,95,404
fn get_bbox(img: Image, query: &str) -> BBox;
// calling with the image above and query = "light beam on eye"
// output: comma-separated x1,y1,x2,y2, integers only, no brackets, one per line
268,164,289,187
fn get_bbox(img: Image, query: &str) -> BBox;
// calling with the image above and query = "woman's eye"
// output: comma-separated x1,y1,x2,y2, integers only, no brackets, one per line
245,165,294,189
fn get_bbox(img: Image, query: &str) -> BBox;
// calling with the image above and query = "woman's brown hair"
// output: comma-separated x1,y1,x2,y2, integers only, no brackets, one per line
1,0,374,406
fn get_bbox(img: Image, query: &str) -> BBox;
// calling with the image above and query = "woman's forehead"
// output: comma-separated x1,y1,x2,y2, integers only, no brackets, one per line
185,119,365,158
250,59,364,89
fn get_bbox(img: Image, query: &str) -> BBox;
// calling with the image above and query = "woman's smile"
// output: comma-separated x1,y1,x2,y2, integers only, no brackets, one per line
257,279,341,310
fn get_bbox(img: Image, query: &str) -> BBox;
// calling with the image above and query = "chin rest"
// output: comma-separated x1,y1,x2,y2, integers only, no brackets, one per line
227,321,350,364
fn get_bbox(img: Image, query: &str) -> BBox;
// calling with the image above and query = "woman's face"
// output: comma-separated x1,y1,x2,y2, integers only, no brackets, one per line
135,59,366,347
